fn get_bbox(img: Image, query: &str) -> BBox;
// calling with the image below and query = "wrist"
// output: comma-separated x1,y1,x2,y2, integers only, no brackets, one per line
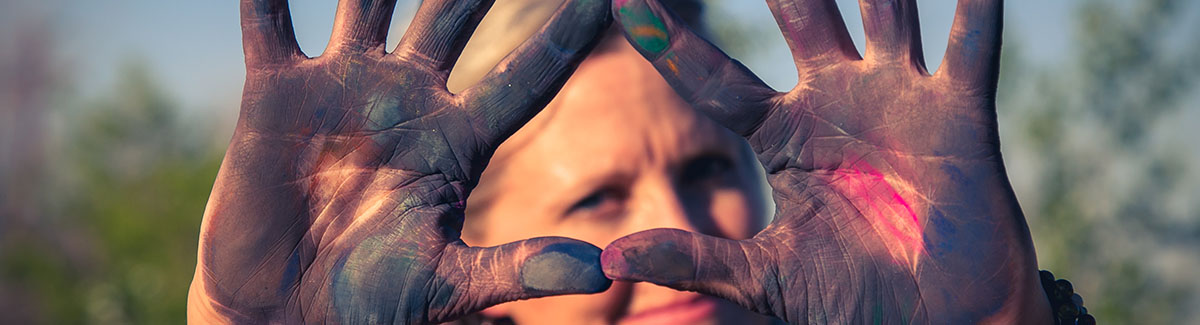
977,268,1055,325
187,272,290,324
1039,270,1096,325
187,278,236,324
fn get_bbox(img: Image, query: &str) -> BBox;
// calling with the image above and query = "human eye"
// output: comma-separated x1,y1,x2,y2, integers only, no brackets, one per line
565,187,626,219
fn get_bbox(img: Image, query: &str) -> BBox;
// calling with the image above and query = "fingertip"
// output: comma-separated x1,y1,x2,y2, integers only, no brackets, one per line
613,0,671,58
519,242,611,295
599,244,626,280
553,0,614,49
576,0,612,21
601,230,698,285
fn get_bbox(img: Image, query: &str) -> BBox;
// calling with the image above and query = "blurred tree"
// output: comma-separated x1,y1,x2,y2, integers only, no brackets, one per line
64,61,222,324
0,4,58,323
997,0,1200,323
1,60,223,323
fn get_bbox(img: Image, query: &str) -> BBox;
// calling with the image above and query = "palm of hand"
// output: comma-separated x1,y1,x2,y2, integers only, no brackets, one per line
751,61,1029,323
190,0,611,323
604,0,1048,323
235,53,483,324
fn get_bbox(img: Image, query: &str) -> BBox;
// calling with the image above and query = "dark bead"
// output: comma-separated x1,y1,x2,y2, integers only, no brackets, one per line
1078,314,1096,325
1054,279,1075,301
1057,302,1080,319
1071,293,1084,306
1040,270,1057,289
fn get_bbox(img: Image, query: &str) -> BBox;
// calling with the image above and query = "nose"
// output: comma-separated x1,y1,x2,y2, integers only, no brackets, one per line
629,175,721,236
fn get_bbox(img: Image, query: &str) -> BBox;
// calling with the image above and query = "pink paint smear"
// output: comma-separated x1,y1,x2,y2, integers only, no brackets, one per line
827,162,926,269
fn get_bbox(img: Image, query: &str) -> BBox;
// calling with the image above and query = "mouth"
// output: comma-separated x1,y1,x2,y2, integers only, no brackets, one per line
618,295,719,325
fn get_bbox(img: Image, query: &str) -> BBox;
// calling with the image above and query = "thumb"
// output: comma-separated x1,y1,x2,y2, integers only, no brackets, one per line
432,237,610,322
601,228,781,317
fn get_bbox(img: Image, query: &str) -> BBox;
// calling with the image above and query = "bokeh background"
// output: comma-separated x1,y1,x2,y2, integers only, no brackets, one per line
1,0,1198,323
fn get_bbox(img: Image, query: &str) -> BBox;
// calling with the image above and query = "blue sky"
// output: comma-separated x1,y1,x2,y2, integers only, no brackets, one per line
34,0,1100,117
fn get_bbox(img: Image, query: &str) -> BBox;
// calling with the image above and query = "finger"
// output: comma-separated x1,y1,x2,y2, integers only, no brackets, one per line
613,0,777,136
937,0,1002,90
240,0,303,66
431,237,610,322
459,0,610,144
766,0,861,65
328,0,399,53
858,0,926,68
393,0,493,71
602,228,783,317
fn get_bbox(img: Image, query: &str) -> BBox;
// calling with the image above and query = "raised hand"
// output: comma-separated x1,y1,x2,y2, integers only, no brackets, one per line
188,0,611,323
602,0,1053,323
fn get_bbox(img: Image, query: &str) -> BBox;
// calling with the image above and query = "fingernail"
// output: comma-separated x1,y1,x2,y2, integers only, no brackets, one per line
521,243,611,294
616,0,670,57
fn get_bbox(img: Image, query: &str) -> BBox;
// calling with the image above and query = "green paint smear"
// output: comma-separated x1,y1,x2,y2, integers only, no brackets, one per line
873,302,884,325
618,1,669,56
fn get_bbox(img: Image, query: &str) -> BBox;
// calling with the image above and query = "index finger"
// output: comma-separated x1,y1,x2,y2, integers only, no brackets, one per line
459,0,611,145
241,0,303,67
601,228,780,317
612,0,778,137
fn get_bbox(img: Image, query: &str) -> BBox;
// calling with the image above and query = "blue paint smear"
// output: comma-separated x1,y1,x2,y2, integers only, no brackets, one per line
330,253,354,318
280,249,302,296
523,242,608,293
924,209,958,258
961,29,982,61
940,162,970,186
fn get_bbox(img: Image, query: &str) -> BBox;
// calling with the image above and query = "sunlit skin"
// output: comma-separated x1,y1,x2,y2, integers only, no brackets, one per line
188,0,616,323
461,34,774,325
601,0,1054,323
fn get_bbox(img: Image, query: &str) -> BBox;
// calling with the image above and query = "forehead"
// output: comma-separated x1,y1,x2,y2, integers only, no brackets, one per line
497,45,730,183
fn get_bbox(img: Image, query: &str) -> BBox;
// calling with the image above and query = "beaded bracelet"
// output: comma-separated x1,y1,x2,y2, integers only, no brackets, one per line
1040,270,1096,325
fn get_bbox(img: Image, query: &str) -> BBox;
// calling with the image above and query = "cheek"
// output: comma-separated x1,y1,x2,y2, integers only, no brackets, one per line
707,189,760,240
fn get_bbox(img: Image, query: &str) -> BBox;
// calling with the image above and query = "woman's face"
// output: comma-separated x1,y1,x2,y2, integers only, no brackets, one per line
464,37,772,325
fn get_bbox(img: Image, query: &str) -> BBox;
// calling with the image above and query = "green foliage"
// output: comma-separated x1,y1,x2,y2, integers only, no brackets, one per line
0,62,224,323
998,0,1200,323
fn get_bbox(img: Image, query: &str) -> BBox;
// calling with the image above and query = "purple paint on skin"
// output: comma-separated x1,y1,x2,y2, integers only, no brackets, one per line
195,0,617,322
603,237,696,284
599,244,627,280
595,0,1039,322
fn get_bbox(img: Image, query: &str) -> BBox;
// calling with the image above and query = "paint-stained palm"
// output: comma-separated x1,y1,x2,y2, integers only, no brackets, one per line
602,0,1052,323
188,0,611,323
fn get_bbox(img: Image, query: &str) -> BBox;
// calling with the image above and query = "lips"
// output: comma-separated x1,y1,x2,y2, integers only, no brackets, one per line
618,295,720,325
